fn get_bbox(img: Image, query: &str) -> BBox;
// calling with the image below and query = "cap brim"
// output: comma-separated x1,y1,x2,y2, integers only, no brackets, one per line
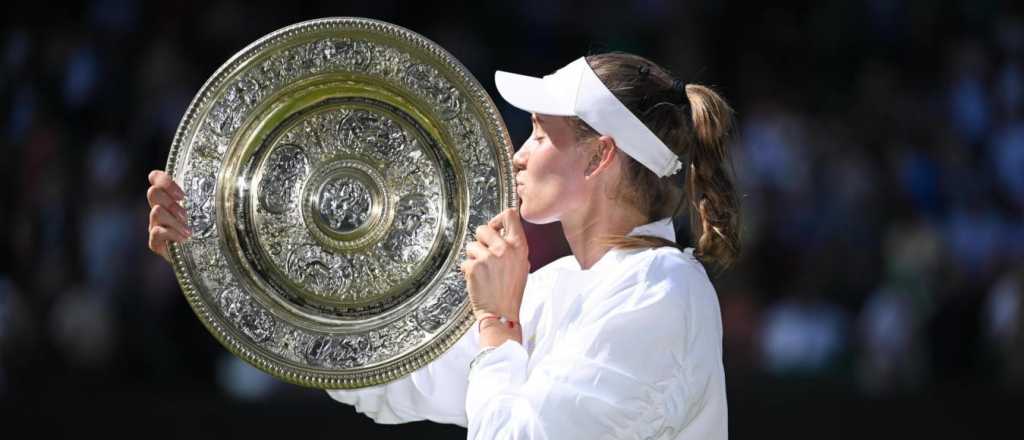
494,70,576,116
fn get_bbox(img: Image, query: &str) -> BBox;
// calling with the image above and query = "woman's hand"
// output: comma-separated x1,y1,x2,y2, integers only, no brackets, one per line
147,170,191,263
461,208,530,345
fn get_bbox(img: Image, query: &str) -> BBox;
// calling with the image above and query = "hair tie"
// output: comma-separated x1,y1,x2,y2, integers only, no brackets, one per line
671,79,686,104
637,65,652,108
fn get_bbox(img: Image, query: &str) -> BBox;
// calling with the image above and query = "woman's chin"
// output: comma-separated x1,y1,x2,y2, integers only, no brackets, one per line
519,203,559,225
518,202,537,223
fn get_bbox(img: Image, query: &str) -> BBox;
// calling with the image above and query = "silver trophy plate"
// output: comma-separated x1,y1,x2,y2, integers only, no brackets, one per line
165,17,514,389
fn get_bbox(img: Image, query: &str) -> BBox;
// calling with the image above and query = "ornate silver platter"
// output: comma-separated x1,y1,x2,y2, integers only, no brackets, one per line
165,17,514,389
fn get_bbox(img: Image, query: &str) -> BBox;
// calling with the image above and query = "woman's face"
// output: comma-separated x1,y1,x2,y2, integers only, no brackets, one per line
513,114,592,224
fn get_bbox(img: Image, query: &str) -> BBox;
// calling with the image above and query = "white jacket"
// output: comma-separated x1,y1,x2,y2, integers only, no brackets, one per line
327,218,728,439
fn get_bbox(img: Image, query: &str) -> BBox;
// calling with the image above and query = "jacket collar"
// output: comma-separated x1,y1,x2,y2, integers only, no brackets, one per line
627,217,676,242
566,217,677,273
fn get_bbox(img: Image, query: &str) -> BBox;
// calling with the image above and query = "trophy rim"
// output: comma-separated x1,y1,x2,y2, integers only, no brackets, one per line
165,17,515,389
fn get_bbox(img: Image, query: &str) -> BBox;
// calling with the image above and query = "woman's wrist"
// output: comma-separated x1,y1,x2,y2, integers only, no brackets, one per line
474,309,518,322
478,315,522,347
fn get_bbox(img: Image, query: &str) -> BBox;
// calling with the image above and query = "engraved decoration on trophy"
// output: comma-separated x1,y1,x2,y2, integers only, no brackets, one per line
165,18,515,389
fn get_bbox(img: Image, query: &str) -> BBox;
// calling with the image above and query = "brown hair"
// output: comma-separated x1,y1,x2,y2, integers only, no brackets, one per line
571,52,741,268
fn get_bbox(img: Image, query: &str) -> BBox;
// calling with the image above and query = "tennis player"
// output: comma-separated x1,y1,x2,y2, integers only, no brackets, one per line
146,52,740,439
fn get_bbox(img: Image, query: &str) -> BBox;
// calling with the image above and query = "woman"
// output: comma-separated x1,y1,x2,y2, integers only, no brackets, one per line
147,52,740,439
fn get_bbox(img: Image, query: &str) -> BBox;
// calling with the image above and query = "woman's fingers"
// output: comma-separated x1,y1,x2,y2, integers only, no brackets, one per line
147,170,189,263
149,225,186,261
150,205,191,238
147,169,188,222
146,186,188,223
474,224,507,256
148,170,186,200
149,236,168,261
487,208,526,247
465,241,489,260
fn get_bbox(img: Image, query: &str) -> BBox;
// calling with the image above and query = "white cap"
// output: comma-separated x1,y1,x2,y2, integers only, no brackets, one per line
494,57,683,177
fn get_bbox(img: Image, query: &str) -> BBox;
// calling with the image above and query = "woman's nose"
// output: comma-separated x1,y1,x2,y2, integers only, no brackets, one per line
512,142,529,171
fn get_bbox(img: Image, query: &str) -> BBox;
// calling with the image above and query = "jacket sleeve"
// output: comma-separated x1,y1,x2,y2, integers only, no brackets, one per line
464,255,721,439
324,265,558,428
325,323,480,427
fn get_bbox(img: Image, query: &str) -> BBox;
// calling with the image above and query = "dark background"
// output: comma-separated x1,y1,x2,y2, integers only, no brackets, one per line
2,1,1023,438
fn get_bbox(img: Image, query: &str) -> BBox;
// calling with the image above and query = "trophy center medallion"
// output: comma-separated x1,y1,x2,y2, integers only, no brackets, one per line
317,176,372,233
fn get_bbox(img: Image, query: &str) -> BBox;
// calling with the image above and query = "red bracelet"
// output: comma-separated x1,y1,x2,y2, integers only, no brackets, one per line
478,314,516,331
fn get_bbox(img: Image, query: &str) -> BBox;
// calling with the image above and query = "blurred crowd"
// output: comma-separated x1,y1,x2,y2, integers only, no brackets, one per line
1,0,1022,413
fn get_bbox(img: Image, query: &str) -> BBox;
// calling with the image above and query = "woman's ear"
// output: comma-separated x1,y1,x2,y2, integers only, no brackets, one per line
584,135,619,178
